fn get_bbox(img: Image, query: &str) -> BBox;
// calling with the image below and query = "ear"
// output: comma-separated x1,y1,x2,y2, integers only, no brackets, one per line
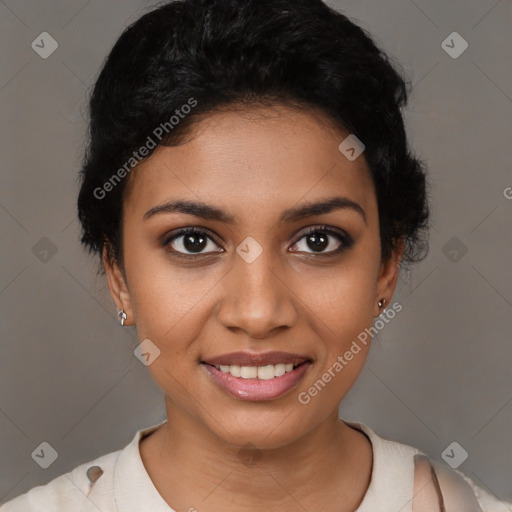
374,238,405,317
102,245,134,326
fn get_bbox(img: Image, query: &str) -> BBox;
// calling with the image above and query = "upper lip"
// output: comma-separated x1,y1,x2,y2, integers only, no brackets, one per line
202,351,312,367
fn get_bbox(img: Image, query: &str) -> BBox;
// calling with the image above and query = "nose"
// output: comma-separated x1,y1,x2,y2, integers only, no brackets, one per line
217,249,298,339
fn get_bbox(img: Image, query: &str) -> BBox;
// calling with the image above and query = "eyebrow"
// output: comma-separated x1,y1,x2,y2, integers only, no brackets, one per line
143,196,367,225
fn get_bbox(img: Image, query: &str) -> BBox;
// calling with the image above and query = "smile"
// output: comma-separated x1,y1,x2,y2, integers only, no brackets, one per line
210,362,299,379
200,360,312,401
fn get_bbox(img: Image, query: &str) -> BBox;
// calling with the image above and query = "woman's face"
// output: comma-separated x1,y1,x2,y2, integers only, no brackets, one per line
105,105,401,448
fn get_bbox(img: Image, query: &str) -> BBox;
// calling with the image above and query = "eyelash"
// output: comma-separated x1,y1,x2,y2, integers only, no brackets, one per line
162,225,354,259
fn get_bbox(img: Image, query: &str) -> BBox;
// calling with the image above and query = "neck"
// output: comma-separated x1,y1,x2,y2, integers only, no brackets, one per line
140,404,373,512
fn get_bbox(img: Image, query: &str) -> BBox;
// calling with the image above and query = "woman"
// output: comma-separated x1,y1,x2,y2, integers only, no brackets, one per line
2,0,510,510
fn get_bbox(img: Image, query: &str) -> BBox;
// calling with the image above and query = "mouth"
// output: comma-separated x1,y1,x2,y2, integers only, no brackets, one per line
200,360,310,379
200,352,313,401
201,350,312,368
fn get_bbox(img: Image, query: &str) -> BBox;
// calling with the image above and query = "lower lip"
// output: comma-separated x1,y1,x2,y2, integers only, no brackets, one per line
201,362,312,401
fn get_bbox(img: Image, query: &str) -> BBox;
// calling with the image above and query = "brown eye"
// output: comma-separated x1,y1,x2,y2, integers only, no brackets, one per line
290,226,353,255
164,228,223,256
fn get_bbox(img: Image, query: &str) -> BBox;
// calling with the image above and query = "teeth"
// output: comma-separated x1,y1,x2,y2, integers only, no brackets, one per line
216,363,298,379
241,366,258,379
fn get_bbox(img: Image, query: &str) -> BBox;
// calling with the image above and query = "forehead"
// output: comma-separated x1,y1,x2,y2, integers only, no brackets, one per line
123,105,376,224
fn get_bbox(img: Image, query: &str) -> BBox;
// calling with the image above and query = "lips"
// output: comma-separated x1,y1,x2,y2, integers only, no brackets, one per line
201,359,313,401
201,351,312,367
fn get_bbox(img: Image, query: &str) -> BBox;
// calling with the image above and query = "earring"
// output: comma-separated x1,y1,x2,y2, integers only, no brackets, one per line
117,309,127,326
378,298,386,309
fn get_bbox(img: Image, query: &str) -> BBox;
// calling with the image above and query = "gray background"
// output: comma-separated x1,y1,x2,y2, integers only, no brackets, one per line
1,0,511,505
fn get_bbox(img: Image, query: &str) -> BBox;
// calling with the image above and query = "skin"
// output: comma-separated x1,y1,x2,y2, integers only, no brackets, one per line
103,104,404,512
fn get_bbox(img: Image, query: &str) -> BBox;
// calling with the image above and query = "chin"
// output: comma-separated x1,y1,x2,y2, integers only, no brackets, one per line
204,409,310,450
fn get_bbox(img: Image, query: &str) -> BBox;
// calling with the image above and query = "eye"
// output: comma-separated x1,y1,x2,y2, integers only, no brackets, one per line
162,225,353,259
290,225,353,255
163,228,223,257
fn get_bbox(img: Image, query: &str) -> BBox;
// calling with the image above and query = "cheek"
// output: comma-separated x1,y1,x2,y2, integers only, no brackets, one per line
124,242,223,349
293,255,380,397
290,268,378,414
299,256,379,335
125,253,216,398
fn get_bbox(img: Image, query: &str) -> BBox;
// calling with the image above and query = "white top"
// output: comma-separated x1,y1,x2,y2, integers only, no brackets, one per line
2,419,510,512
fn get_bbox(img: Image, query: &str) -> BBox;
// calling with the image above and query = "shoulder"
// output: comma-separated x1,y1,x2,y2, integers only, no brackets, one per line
348,421,511,512
411,450,512,512
0,449,120,512
1,420,166,512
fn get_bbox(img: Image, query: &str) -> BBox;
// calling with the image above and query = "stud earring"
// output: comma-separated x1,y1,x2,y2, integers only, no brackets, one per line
378,298,386,309
117,309,127,326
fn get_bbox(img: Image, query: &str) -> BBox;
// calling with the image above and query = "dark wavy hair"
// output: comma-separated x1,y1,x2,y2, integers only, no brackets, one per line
77,0,430,273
